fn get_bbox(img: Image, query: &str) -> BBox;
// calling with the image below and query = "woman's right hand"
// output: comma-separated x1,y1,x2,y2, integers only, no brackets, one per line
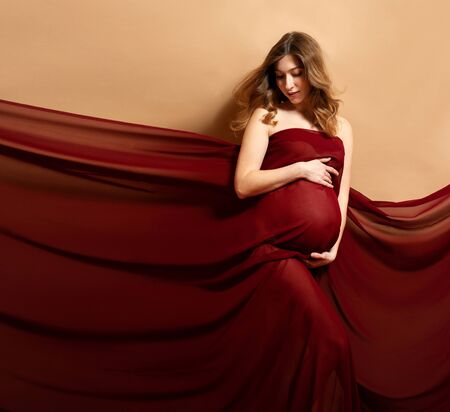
298,158,339,188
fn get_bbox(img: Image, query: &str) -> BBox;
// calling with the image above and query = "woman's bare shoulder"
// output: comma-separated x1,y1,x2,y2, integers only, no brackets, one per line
244,107,272,139
247,107,270,126
253,104,285,115
252,106,272,117
336,115,353,141
252,105,285,132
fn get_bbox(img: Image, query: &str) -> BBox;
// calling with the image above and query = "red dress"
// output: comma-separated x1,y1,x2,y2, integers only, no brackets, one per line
0,98,448,411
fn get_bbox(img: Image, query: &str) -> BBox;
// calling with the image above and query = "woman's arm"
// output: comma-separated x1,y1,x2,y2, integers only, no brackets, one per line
234,107,304,199
329,116,354,256
301,116,353,268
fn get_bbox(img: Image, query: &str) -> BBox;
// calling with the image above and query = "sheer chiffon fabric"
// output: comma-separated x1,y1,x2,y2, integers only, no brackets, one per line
0,98,448,411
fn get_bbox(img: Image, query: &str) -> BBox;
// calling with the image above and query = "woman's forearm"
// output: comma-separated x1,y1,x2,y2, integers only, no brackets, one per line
330,197,349,254
235,162,304,199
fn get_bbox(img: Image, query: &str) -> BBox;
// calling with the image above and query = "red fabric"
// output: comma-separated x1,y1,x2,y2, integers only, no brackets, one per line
0,98,448,411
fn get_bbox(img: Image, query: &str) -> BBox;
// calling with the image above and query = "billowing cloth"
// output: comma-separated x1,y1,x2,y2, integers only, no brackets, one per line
0,98,448,411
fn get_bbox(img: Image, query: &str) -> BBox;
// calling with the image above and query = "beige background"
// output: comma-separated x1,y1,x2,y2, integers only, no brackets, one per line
0,0,449,201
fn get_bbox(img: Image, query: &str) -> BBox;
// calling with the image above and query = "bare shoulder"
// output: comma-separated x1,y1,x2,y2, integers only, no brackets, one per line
336,115,353,146
251,106,271,121
244,106,271,138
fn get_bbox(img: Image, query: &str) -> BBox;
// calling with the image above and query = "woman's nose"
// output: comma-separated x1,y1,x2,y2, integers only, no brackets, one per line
285,75,295,89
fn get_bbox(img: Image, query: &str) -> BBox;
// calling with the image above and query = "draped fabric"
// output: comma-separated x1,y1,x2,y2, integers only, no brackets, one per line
0,98,448,411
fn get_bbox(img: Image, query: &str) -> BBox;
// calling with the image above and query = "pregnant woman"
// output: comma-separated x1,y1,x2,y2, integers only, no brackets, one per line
234,32,351,267
0,32,366,411
231,31,359,411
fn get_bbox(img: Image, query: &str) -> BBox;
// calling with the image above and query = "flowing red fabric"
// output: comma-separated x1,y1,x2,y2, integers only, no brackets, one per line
0,98,448,411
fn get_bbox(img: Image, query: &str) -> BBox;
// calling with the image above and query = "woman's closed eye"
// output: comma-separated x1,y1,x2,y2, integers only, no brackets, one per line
276,71,303,79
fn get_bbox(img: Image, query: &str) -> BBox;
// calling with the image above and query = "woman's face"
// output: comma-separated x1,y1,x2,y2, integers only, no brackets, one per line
274,54,311,108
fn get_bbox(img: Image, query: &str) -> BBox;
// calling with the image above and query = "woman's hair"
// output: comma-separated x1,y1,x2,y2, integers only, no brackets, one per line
230,31,343,138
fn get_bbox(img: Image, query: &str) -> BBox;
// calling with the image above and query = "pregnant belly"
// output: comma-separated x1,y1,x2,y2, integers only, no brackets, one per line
261,180,342,255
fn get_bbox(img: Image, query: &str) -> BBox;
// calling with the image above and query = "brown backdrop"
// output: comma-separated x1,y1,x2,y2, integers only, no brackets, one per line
0,0,449,200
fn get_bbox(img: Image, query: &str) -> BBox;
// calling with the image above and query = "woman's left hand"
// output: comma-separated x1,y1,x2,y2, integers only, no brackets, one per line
301,250,337,268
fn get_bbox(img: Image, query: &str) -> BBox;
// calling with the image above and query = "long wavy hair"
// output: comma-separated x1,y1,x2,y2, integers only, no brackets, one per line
230,31,343,138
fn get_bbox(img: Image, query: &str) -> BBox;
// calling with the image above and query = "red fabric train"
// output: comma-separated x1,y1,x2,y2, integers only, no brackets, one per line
0,98,449,411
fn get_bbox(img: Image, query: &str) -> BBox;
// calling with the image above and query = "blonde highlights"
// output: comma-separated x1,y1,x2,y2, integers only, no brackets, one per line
230,32,343,138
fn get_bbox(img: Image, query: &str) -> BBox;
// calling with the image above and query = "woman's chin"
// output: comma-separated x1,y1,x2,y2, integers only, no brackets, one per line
286,94,303,104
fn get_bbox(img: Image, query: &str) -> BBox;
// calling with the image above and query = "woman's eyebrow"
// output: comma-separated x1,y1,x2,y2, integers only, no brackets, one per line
274,66,302,73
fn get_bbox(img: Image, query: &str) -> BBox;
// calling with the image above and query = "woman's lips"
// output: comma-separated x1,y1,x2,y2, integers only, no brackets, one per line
288,91,300,97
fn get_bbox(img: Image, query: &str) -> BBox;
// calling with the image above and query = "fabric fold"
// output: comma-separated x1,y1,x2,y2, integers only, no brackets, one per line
1,98,448,411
